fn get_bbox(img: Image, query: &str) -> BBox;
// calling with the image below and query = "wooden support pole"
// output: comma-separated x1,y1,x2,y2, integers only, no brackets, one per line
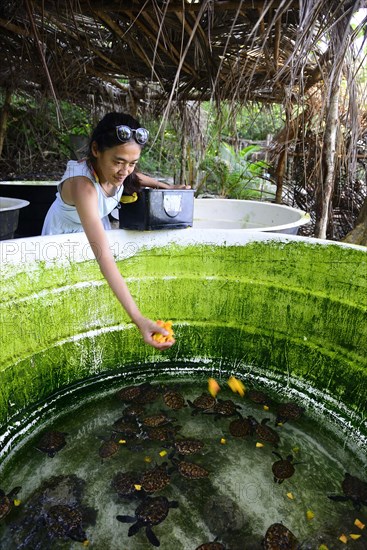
0,89,12,158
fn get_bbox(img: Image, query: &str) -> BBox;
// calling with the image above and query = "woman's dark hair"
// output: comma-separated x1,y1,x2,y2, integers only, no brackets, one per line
88,112,144,194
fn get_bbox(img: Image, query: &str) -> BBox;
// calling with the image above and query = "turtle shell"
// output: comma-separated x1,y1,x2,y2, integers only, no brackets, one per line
116,384,144,402
98,437,120,460
145,425,180,442
132,384,161,405
176,460,209,479
140,464,171,493
276,402,304,424
248,389,271,405
163,389,186,410
123,404,146,418
0,486,21,521
253,418,280,447
212,399,241,418
272,454,296,483
46,504,87,542
229,416,253,438
112,416,140,437
36,431,68,458
111,471,141,499
342,473,367,502
174,438,204,455
188,393,216,414
141,413,173,427
263,522,298,549
136,496,176,526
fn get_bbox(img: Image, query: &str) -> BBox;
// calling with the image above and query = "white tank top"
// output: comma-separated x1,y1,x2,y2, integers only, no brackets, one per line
41,160,124,235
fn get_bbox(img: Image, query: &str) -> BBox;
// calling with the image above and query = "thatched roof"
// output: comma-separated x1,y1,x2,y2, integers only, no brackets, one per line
1,0,364,110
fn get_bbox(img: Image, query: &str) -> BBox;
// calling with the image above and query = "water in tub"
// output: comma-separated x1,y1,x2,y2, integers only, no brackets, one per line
0,375,366,549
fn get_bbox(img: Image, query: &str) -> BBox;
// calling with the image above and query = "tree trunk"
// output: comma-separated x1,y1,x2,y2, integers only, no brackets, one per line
0,89,12,158
314,78,341,239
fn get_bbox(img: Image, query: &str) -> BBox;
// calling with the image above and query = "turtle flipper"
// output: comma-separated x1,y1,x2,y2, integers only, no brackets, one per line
116,514,136,523
328,495,350,502
146,525,160,547
7,486,21,499
128,521,143,537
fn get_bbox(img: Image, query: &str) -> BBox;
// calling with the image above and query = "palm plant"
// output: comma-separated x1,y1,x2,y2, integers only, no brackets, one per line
197,142,275,200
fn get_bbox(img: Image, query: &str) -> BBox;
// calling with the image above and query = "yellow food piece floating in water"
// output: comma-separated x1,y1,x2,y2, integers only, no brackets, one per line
292,447,300,453
350,534,362,540
208,378,221,398
286,492,294,500
318,545,329,550
220,438,226,445
13,499,21,507
159,450,167,457
82,541,90,547
263,405,269,411
338,534,348,544
256,442,264,448
118,439,126,444
134,484,142,491
354,518,365,529
306,510,315,520
144,456,152,463
152,320,175,343
227,376,245,397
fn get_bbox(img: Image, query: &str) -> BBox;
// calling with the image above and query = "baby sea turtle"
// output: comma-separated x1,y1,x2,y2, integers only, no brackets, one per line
172,458,209,479
116,384,145,402
249,417,280,447
144,424,181,442
210,399,242,419
111,471,141,500
112,416,140,438
140,463,171,494
272,452,301,484
35,430,68,458
263,522,298,549
123,403,146,418
229,415,254,438
98,434,120,462
117,495,179,547
173,438,204,456
133,383,162,405
275,402,305,425
0,486,21,521
45,504,87,543
328,472,367,510
188,393,216,416
248,389,272,406
141,412,175,428
163,388,186,410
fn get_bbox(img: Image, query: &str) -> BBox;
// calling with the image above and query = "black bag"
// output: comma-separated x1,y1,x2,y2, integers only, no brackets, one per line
119,188,194,230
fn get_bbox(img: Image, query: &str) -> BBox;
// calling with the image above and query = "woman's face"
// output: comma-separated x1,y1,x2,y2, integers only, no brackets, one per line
92,141,142,187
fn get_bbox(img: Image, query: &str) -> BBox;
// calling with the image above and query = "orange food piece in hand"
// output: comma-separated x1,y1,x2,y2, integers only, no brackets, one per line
208,377,221,397
152,320,175,343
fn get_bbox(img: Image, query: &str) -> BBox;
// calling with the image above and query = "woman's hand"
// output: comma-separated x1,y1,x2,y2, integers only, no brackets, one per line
135,316,176,350
174,184,191,189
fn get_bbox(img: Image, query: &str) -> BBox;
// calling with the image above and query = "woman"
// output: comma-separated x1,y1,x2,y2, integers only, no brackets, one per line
42,112,180,350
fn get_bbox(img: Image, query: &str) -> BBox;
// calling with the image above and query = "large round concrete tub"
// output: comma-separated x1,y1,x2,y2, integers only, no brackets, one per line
0,229,366,466
0,196,30,240
193,198,310,233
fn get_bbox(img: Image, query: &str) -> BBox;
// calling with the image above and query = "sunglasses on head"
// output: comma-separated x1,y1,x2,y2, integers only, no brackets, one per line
116,125,149,145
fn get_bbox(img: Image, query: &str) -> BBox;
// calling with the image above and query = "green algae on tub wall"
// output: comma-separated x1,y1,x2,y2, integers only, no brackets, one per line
0,235,366,461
